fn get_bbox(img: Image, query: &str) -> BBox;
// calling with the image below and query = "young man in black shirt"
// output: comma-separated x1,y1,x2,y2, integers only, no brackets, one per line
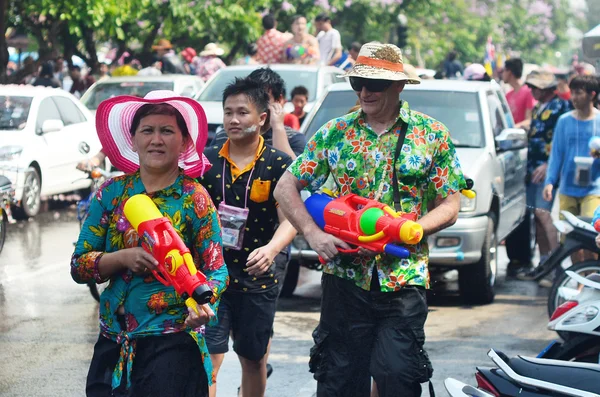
200,77,297,397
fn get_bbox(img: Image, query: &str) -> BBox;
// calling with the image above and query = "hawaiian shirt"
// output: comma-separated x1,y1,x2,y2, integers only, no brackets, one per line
193,56,227,82
256,29,290,64
528,95,571,174
71,170,228,389
287,102,466,291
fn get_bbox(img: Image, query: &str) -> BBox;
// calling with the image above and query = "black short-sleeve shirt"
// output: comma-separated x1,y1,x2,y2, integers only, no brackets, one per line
201,138,292,293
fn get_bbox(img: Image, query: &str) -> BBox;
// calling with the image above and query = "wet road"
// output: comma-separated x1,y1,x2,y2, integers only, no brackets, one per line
0,205,556,397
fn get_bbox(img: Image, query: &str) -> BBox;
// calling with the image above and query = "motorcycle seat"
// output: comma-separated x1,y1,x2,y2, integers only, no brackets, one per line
509,355,600,394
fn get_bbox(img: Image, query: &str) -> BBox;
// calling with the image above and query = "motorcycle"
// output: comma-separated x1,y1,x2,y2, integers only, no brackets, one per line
516,210,600,316
0,174,15,254
538,271,600,360
444,348,600,397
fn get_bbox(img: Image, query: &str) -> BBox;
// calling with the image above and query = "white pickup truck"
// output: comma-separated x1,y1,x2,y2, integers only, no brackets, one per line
284,80,531,304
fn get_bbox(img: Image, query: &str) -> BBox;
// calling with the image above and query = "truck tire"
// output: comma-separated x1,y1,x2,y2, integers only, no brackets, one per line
459,214,497,305
280,259,300,297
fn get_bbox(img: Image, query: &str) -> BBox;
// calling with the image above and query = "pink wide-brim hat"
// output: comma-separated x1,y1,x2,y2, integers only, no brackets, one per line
96,90,212,178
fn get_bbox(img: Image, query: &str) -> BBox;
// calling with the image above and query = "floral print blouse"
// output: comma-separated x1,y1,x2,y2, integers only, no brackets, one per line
287,102,466,291
528,95,571,175
71,170,228,389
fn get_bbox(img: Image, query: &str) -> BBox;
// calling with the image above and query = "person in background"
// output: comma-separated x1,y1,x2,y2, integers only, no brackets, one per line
69,66,96,98
463,63,491,81
348,41,361,63
111,53,139,77
502,58,538,274
137,59,163,77
314,14,343,66
97,62,111,81
502,58,536,129
181,47,198,74
544,75,600,265
194,43,227,82
32,62,61,88
290,85,309,126
281,15,319,65
152,39,187,74
443,50,463,79
54,56,67,85
556,72,572,101
235,43,259,65
256,14,290,65
509,70,571,278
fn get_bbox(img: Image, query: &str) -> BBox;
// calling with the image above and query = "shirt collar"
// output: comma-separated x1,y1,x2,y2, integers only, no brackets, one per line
218,136,266,181
354,100,411,134
132,169,184,197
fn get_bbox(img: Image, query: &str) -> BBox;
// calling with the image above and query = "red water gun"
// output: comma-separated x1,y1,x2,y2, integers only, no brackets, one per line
305,192,423,262
124,194,213,315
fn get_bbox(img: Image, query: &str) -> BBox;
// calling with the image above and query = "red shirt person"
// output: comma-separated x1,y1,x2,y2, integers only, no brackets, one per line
502,58,536,127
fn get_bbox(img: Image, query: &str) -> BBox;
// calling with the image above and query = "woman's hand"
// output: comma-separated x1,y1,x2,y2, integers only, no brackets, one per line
595,234,600,250
120,247,158,275
184,304,215,328
531,163,548,184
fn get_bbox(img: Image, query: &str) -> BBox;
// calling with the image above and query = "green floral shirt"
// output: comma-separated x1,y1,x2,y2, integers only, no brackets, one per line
288,101,466,291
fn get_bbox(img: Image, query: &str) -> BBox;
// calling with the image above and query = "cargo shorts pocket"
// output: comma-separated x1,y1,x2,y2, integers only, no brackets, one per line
412,328,433,383
308,326,329,382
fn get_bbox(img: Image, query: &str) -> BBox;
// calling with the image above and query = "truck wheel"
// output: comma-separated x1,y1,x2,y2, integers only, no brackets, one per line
280,259,300,297
459,214,497,305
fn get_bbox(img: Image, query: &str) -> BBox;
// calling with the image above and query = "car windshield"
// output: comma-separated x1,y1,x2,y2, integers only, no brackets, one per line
305,90,484,148
82,81,174,110
0,96,32,130
198,69,319,102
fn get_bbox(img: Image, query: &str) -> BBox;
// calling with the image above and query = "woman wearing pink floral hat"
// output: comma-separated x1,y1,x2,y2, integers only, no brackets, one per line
71,90,228,397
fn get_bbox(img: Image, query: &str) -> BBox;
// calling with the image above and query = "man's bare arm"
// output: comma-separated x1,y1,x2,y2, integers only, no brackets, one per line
417,192,460,236
274,172,350,261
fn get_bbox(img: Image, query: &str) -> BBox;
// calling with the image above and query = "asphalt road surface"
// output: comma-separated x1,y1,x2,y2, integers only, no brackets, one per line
0,206,557,397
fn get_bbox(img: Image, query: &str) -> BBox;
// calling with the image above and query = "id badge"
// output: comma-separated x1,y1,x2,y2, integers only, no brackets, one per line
218,202,249,250
574,156,594,187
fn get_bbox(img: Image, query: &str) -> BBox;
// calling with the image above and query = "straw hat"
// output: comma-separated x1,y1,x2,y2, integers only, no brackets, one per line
200,43,225,57
152,39,173,51
339,42,420,84
95,90,211,178
525,70,558,90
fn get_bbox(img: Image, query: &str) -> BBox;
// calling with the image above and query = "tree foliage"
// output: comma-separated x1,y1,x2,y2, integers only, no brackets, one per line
0,0,586,81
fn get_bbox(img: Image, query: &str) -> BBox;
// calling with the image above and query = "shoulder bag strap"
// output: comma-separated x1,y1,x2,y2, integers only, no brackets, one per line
392,114,409,211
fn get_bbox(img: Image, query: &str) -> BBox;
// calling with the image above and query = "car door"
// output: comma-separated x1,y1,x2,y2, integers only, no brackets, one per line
51,95,94,194
486,91,522,239
34,96,68,194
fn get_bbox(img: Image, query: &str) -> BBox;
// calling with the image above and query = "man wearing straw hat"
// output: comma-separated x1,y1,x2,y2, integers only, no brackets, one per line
274,42,467,397
152,38,186,74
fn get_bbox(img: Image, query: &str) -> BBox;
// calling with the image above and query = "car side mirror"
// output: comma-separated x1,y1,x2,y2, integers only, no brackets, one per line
495,128,527,151
39,119,64,134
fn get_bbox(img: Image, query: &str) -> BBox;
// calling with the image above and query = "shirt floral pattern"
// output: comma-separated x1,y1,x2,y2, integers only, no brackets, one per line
528,95,571,174
71,170,228,389
288,102,466,291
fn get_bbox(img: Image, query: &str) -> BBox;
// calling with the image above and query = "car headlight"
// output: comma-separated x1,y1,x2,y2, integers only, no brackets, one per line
460,192,476,212
0,145,24,161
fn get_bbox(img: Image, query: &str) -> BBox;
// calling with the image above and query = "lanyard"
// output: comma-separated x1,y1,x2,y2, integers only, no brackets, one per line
222,160,255,209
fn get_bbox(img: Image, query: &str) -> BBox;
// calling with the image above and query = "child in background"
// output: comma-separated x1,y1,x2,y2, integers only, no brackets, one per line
290,86,309,126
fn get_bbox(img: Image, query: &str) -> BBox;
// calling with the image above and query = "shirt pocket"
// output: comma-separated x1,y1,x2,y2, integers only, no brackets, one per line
250,179,271,203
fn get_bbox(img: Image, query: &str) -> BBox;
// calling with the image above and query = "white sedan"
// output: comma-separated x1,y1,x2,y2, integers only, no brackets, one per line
0,85,103,218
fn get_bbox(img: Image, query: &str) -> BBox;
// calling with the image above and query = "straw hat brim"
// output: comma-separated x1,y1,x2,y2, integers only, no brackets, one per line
339,63,421,85
525,77,557,90
96,94,211,178
200,48,225,57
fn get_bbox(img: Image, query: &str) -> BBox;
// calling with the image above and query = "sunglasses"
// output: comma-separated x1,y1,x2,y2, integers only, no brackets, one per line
349,77,394,92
